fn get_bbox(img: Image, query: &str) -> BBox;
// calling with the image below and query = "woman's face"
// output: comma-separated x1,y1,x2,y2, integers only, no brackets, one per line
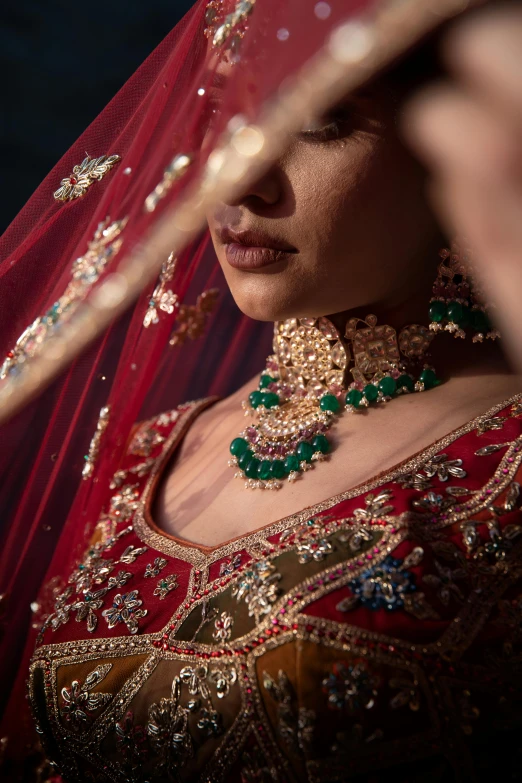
206,83,440,322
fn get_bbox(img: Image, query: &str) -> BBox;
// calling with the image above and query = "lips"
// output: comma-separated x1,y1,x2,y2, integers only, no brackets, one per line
219,227,297,270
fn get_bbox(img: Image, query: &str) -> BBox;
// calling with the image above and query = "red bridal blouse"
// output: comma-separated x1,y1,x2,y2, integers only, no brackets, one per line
28,395,522,782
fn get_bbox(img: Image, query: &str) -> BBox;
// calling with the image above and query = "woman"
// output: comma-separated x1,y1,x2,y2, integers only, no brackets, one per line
2,0,522,780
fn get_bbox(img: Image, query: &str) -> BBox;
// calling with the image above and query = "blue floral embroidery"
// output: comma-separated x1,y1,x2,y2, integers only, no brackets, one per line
338,550,423,612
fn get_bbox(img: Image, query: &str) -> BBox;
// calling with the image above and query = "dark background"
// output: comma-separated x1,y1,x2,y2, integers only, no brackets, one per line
1,0,193,235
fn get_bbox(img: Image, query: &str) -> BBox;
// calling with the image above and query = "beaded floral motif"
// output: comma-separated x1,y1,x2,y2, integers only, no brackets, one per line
212,610,234,642
389,674,421,712
145,677,194,773
36,527,137,642
42,586,74,636
60,664,112,730
109,664,239,776
231,559,282,623
143,252,178,328
153,574,178,600
0,217,126,380
110,458,157,489
412,489,461,514
219,553,242,576
262,669,316,754
107,570,133,590
102,590,147,634
111,486,142,522
280,516,334,564
129,427,166,458
144,557,168,578
115,710,149,772
461,517,522,572
53,154,121,202
419,454,467,482
69,555,115,593
169,288,219,347
71,588,108,633
119,545,148,565
322,660,379,712
353,490,394,522
209,665,237,699
336,548,439,619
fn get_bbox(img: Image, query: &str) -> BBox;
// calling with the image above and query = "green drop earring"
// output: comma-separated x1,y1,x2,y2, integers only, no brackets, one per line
429,239,500,342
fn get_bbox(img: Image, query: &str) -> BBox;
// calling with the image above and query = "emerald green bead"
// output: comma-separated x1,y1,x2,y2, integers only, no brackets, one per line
472,309,490,334
245,458,261,479
345,388,363,408
429,300,446,323
249,390,263,409
238,450,254,470
259,374,273,389
363,384,378,403
378,376,397,397
397,374,414,392
312,434,330,454
419,368,439,390
460,305,472,329
271,460,286,479
446,301,464,325
230,437,249,457
320,394,340,413
261,392,280,409
284,454,300,474
296,441,314,463
258,461,272,481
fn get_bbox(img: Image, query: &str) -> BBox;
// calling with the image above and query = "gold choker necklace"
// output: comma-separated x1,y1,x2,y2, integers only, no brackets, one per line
228,314,438,490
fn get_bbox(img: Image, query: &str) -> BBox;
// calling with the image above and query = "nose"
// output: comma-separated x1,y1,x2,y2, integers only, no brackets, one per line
224,164,281,209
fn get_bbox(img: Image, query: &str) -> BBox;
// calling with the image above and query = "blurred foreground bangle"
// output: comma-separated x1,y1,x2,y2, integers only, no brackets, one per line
82,405,111,480
145,153,193,213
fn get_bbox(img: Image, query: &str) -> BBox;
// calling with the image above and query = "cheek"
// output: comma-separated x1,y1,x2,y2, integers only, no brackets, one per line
289,137,386,262
294,137,431,273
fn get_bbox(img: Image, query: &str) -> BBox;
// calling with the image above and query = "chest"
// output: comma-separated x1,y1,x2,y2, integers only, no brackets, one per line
153,392,504,547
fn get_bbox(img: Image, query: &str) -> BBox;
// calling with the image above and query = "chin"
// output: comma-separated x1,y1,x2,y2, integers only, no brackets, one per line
229,281,340,323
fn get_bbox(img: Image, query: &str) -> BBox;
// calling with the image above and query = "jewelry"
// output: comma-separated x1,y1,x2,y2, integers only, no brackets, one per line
229,315,439,490
428,239,500,342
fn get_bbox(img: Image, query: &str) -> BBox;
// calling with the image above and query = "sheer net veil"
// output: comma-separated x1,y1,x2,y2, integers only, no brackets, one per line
0,0,480,768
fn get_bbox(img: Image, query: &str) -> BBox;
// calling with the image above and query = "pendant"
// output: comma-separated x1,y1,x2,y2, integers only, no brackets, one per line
229,316,439,490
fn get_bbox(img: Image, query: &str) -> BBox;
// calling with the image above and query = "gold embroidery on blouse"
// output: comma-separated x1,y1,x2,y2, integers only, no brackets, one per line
133,393,522,567
26,393,522,783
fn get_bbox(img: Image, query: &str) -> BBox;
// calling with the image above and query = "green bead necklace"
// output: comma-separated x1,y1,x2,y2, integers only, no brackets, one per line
228,315,441,490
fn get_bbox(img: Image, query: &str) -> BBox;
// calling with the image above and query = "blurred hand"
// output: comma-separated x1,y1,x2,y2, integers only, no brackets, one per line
403,4,522,370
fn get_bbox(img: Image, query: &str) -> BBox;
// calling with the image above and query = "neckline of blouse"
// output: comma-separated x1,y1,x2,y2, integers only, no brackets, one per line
133,390,522,568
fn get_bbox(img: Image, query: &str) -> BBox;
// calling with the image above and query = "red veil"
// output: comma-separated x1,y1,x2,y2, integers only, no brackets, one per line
0,0,477,773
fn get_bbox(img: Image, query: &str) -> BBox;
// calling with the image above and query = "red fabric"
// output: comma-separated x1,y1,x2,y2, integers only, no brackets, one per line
21,395,522,782
0,0,384,759
0,0,472,775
